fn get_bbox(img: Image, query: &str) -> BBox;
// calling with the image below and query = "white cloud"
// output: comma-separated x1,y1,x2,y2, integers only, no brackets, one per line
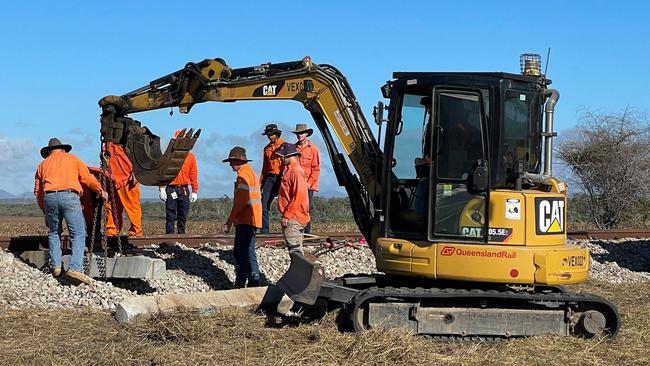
0,123,348,198
0,134,39,196
65,128,95,153
190,122,346,197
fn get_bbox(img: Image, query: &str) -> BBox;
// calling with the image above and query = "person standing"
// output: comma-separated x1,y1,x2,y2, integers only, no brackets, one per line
160,130,199,234
260,124,285,234
275,143,310,255
34,138,107,285
104,142,143,237
221,146,263,288
292,123,321,234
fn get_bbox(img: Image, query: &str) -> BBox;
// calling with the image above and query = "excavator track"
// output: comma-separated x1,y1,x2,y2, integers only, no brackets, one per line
349,286,621,339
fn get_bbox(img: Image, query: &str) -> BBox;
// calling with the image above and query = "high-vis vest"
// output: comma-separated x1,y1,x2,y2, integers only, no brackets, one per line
229,164,263,228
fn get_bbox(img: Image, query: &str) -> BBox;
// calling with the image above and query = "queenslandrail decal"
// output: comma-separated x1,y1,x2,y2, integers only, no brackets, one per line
535,197,565,235
440,246,517,259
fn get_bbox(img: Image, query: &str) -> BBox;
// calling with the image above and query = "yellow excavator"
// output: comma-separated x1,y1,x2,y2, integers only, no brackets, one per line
98,54,620,338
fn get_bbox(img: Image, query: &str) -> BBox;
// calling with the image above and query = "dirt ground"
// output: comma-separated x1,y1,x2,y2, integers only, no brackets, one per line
0,281,647,366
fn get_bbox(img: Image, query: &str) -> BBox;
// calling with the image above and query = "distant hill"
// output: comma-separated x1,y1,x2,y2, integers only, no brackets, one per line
0,189,16,199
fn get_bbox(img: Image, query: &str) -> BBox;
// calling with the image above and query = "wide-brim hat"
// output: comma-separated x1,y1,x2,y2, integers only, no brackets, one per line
222,146,252,163
262,123,282,136
274,142,300,157
291,123,313,137
40,138,72,158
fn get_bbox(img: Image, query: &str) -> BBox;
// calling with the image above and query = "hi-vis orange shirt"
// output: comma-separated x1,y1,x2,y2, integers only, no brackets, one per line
169,151,199,193
105,142,134,189
261,137,285,177
278,160,310,225
229,164,263,228
296,140,321,192
34,150,102,208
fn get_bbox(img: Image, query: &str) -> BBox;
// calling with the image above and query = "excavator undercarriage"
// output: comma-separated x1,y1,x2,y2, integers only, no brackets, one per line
340,278,619,338
278,256,620,338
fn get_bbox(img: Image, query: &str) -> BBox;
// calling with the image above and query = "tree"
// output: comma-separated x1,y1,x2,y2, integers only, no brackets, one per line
557,108,650,228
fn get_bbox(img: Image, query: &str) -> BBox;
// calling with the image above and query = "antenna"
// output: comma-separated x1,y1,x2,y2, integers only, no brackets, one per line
544,47,551,76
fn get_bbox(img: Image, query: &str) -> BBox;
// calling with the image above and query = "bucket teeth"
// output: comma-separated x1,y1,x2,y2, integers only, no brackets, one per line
101,114,201,185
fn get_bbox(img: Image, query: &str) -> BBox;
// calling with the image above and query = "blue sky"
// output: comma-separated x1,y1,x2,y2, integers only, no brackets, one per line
1,1,648,197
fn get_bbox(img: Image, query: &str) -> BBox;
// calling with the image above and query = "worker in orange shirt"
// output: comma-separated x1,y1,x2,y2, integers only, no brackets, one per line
34,138,107,285
260,124,285,234
221,146,262,288
103,142,143,237
80,167,109,240
275,142,310,255
159,130,199,234
292,123,321,234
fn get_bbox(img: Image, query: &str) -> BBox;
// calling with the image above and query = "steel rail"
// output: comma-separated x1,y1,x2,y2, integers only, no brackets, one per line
2,230,649,251
0,232,363,251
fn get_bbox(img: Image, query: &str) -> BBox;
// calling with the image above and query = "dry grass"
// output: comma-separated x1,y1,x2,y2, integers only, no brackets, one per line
2,217,648,365
1,280,648,366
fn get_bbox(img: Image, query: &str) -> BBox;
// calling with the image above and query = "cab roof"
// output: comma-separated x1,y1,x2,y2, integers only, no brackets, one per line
392,72,550,85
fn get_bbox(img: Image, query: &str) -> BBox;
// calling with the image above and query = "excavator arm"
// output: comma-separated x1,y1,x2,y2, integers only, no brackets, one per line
99,57,381,241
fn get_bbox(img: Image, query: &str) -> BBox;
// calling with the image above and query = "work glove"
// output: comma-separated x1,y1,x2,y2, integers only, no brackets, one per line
191,192,198,203
159,187,167,202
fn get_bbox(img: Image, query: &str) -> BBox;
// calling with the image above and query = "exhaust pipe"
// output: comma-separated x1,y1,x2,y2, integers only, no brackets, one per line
523,88,559,183
543,89,559,176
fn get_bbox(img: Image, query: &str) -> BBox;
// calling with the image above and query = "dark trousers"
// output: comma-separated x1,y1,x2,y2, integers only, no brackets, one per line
261,174,281,234
233,224,260,288
304,189,314,234
165,185,190,234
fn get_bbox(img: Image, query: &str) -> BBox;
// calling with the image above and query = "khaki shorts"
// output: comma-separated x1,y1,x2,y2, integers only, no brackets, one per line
283,219,305,255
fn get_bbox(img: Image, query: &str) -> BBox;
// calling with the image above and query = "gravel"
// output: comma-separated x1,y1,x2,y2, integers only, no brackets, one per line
1,238,648,311
571,238,650,283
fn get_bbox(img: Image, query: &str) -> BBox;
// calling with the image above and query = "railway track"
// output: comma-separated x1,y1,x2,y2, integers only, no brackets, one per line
0,232,363,251
1,229,649,251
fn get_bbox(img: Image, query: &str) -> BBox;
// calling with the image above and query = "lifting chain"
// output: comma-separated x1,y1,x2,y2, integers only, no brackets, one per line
99,151,111,279
84,196,101,276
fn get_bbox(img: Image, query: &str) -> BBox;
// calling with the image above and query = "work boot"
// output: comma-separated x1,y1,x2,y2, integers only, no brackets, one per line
65,270,93,286
52,267,62,277
248,279,260,287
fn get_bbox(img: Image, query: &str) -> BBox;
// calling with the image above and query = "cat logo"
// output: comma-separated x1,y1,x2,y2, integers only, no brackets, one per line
263,85,277,96
252,81,285,97
535,197,565,235
461,227,482,237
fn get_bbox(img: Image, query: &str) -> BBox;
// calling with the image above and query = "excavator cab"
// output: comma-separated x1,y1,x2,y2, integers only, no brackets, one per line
376,72,553,274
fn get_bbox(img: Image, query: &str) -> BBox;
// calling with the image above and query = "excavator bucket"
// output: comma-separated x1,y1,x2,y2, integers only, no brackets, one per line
277,252,325,305
127,127,201,186
100,104,201,186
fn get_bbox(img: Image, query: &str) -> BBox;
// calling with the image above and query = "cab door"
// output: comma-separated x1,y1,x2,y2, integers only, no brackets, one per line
429,88,488,242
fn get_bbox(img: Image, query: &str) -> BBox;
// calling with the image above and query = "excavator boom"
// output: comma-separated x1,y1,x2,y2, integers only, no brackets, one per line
99,56,380,240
